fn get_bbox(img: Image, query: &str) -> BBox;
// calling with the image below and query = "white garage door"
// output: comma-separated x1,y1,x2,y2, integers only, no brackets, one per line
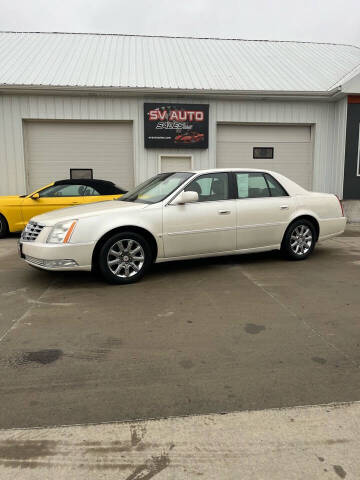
216,124,313,189
24,121,134,192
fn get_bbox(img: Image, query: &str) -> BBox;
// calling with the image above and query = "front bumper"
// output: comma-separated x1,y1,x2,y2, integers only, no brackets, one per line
20,240,94,272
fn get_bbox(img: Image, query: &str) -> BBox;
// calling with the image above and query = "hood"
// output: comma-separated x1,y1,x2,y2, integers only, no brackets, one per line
0,196,23,205
31,200,148,226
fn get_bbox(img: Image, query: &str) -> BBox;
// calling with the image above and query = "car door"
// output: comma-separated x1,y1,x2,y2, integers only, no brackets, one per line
163,172,237,258
234,172,295,249
21,183,92,225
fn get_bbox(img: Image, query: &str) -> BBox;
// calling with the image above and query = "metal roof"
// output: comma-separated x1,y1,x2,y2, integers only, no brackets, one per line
0,31,360,93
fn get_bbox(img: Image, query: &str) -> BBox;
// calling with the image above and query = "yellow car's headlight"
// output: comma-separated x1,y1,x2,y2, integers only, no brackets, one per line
47,220,77,244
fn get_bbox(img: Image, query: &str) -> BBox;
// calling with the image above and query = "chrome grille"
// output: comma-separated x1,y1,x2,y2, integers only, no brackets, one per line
25,255,46,267
21,221,45,242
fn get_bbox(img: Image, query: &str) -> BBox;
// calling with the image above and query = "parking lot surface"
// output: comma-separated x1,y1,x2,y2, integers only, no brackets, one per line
0,227,360,430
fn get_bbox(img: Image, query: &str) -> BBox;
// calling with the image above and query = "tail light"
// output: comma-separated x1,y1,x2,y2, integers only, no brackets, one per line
335,195,344,217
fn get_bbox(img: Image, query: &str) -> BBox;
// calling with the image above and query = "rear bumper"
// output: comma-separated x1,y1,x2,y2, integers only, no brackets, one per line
20,241,94,271
318,217,347,241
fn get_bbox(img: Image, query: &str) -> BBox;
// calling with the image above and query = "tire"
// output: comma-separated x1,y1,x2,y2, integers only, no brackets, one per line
281,219,316,261
98,231,152,284
0,215,9,238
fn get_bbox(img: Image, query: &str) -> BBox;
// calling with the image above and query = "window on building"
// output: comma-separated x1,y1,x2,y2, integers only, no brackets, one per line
253,147,274,159
70,168,94,180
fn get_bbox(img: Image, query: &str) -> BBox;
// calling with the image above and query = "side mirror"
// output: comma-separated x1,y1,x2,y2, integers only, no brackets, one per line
171,190,199,205
31,193,40,200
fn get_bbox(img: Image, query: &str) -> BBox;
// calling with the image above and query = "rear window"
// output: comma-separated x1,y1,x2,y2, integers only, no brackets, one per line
235,173,270,198
235,172,288,199
264,174,288,197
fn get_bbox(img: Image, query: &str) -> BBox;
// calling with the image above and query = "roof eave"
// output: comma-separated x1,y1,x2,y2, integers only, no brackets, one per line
0,84,344,100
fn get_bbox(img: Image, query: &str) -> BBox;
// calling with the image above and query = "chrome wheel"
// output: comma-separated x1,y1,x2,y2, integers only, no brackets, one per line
290,225,313,256
107,239,145,278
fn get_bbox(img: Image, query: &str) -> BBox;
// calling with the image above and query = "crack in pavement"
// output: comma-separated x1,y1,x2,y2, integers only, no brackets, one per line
0,279,58,345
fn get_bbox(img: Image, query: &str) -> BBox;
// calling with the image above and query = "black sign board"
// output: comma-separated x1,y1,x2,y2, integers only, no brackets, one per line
144,103,209,149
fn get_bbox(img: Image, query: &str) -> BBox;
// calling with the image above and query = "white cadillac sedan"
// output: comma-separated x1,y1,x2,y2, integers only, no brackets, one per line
19,169,346,284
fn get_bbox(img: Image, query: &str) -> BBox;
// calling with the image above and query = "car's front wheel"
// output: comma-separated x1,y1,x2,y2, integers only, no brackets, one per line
0,215,9,238
281,219,316,260
98,232,152,284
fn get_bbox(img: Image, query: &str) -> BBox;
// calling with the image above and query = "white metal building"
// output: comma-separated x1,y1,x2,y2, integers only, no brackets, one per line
1,31,360,198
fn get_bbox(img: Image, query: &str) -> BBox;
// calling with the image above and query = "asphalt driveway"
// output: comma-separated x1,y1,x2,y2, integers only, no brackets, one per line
0,228,360,429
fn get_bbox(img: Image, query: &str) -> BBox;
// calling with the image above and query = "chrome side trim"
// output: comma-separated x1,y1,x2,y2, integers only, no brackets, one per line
319,217,345,222
167,221,286,236
237,221,286,229
167,226,236,236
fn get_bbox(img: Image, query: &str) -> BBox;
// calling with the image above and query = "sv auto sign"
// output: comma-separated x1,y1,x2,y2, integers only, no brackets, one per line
144,103,209,149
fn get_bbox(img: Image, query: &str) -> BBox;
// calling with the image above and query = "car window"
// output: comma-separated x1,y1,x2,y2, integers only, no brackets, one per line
120,172,193,204
184,173,229,202
264,174,288,197
236,173,270,198
39,184,100,197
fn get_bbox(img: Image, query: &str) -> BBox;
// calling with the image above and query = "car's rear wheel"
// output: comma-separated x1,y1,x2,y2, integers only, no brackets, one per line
0,215,9,238
281,219,316,260
98,231,152,284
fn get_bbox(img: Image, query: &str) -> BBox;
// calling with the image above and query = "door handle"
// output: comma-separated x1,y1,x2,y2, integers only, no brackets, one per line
218,210,231,215
280,205,289,210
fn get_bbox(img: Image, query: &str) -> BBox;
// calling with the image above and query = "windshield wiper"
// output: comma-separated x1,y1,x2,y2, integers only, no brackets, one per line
121,194,138,202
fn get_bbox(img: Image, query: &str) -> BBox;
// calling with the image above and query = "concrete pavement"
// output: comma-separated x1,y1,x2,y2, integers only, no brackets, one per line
0,400,359,479
1,227,360,477
1,228,360,430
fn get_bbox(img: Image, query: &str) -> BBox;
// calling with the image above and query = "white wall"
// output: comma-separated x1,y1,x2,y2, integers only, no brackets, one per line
0,94,346,197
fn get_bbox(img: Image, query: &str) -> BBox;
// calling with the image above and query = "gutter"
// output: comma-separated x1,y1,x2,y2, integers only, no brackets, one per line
0,84,344,101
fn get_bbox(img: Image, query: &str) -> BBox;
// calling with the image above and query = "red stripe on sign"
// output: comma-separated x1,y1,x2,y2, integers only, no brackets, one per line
348,96,360,104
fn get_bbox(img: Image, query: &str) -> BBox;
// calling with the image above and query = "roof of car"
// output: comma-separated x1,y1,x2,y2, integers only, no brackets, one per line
184,168,278,174
54,178,115,186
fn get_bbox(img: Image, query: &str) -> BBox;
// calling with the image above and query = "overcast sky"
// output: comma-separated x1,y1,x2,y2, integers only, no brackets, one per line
0,0,359,46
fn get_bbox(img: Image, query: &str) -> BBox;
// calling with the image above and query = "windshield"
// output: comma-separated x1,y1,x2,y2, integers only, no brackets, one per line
120,172,194,204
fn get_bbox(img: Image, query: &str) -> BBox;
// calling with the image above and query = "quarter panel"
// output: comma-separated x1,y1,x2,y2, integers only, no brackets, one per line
290,194,345,238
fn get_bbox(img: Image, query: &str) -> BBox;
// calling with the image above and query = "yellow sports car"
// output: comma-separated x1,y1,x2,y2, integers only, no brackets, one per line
0,179,126,237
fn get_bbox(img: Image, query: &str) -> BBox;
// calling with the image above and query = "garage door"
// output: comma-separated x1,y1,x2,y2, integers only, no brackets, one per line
24,121,134,192
216,124,313,189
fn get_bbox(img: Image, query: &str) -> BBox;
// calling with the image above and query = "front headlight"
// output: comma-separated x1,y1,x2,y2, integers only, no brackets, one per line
47,220,78,244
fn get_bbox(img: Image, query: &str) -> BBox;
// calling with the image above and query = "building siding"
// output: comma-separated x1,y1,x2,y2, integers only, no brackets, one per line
0,94,346,197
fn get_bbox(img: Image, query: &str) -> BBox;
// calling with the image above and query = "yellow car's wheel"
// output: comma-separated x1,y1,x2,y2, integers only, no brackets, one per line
0,214,9,238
